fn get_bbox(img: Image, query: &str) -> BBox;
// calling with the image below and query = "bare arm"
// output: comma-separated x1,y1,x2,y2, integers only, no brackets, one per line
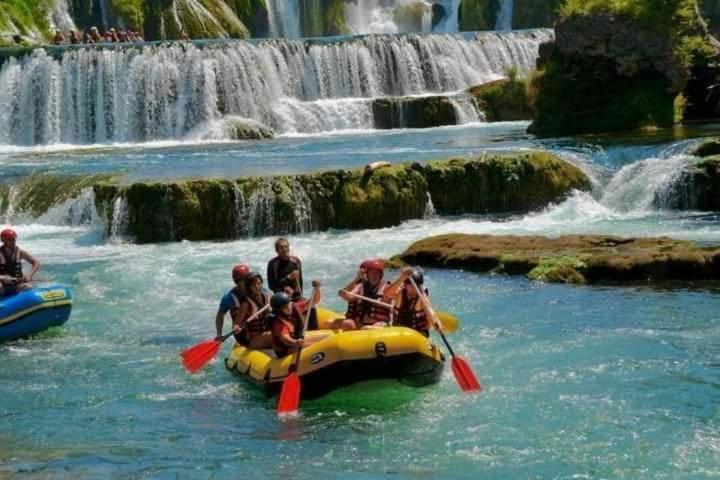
215,311,225,338
338,269,364,302
19,249,39,282
384,266,413,300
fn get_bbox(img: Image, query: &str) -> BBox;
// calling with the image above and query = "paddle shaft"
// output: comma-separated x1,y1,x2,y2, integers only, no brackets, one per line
408,277,454,356
343,290,392,309
224,303,270,339
289,286,318,372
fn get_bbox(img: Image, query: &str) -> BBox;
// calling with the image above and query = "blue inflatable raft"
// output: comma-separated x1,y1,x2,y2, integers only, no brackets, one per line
0,285,73,343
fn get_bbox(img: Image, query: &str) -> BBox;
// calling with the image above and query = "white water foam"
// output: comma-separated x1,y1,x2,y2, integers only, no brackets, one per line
0,30,552,146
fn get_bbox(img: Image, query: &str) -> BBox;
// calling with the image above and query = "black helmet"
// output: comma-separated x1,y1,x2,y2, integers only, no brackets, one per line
270,292,291,310
405,269,424,286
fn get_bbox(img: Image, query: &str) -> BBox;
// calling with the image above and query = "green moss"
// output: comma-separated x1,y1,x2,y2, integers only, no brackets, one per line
0,0,51,43
334,165,427,229
111,0,145,30
512,0,562,29
527,256,587,283
230,0,269,36
528,58,678,135
469,75,532,122
300,0,345,36
458,0,500,31
0,174,114,218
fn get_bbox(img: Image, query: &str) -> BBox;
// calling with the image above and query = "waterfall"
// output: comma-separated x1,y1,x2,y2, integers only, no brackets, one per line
424,192,437,218
495,0,514,31
109,196,129,241
433,0,460,33
449,93,483,124
50,0,77,32
267,0,301,38
38,188,102,226
246,181,276,237
600,155,696,212
291,181,314,232
272,98,375,133
0,30,552,145
232,182,248,238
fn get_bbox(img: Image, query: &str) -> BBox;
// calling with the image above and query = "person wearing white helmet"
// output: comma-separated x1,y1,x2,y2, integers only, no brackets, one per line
0,229,39,296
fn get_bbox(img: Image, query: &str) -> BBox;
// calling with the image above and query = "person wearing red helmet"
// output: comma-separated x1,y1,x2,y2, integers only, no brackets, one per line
337,259,392,330
214,264,250,340
0,229,39,296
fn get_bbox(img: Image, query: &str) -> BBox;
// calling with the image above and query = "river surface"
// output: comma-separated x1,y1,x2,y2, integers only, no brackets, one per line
1,122,719,478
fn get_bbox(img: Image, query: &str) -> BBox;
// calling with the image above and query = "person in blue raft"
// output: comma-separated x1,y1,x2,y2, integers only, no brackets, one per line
0,229,40,296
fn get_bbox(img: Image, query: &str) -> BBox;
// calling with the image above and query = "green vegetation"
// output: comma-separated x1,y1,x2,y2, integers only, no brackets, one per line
458,0,500,31
512,0,563,28
0,0,51,44
469,68,533,121
528,0,718,135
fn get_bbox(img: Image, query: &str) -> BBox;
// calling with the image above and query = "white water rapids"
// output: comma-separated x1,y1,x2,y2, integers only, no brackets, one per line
0,30,551,145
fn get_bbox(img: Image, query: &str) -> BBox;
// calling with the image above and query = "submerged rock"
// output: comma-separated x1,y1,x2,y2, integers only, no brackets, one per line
372,96,459,129
93,151,590,243
393,234,720,284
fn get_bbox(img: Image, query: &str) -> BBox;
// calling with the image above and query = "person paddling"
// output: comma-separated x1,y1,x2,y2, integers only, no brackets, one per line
337,259,392,330
232,272,273,349
386,267,433,337
270,284,326,358
215,264,249,340
0,229,39,296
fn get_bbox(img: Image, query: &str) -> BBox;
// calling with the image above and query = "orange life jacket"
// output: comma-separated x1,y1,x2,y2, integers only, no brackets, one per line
238,292,270,338
345,281,391,326
394,289,430,335
271,309,303,358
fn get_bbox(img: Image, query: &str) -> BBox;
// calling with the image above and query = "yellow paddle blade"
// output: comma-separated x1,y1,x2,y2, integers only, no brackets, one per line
437,311,459,333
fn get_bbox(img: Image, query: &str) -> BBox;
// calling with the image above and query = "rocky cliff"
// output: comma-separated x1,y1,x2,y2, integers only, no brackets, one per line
528,0,720,135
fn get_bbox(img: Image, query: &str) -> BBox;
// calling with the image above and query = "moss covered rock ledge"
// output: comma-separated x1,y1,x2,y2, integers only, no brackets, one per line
93,151,590,243
393,234,720,284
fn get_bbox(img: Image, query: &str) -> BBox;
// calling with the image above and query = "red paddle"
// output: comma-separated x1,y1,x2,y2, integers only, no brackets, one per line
409,277,482,392
181,304,270,373
277,284,319,415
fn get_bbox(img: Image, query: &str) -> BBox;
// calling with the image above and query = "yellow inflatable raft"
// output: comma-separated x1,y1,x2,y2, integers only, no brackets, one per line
225,308,445,399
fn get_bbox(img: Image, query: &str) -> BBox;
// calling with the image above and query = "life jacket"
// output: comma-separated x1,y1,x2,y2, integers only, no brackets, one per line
394,289,430,335
345,281,391,326
268,256,302,296
238,292,270,339
0,246,22,279
228,287,245,314
271,309,303,358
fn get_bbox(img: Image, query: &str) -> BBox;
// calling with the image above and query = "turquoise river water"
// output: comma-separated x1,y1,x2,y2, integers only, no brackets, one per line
0,122,719,478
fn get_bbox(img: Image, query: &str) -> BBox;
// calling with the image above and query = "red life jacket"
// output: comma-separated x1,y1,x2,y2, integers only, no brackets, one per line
238,292,270,339
271,309,303,358
345,281,391,326
394,289,430,335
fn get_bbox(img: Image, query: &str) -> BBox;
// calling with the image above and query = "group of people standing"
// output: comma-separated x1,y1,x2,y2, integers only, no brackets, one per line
52,27,144,46
216,237,436,359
